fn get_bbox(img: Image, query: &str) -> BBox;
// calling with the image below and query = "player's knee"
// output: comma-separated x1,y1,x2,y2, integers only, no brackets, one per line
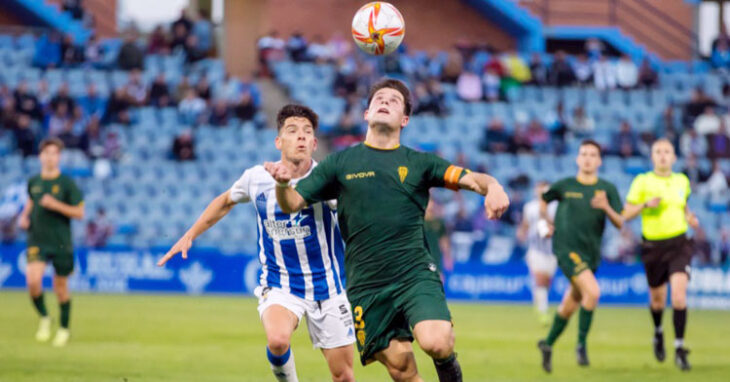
266,334,291,355
385,361,418,382
650,292,665,309
419,336,454,359
670,291,686,309
330,367,355,382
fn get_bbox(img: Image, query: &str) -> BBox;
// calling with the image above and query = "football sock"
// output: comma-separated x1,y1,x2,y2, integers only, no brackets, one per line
650,308,663,333
267,346,298,382
673,308,687,348
32,294,48,317
545,313,569,346
577,307,594,346
535,287,549,314
60,300,71,329
434,353,462,382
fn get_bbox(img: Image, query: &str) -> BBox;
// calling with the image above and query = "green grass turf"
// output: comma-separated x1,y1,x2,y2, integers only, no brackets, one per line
1,290,729,381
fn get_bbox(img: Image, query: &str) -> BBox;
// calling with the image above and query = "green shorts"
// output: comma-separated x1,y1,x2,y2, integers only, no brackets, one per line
26,245,74,276
348,270,451,365
556,250,598,279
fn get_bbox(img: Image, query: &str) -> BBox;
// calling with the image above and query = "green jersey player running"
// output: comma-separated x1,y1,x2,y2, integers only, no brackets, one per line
537,140,624,373
265,79,510,382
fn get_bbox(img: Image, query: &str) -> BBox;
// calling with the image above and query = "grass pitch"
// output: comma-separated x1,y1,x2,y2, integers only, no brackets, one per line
1,290,729,381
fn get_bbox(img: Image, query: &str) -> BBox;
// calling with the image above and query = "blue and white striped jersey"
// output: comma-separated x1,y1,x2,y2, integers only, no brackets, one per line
523,199,557,255
229,161,346,301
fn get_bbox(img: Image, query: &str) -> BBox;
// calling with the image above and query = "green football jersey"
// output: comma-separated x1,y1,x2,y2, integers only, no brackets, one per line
27,174,83,253
295,143,465,297
424,217,447,270
542,177,621,267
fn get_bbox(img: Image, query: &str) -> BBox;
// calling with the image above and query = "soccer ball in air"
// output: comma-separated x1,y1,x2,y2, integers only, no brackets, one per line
351,2,405,55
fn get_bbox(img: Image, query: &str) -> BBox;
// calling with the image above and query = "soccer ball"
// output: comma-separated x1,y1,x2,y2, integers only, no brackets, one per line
351,2,405,56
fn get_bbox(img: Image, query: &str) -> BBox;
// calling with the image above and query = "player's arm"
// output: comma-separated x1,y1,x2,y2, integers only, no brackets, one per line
157,191,237,266
263,162,306,213
458,171,510,219
39,194,84,220
622,198,660,221
591,189,624,229
18,198,33,230
685,205,699,230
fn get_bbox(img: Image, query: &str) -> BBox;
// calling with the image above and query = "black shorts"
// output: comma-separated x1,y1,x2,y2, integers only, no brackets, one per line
640,234,692,288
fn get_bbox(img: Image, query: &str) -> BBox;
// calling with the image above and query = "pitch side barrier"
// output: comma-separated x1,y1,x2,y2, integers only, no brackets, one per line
1,244,728,310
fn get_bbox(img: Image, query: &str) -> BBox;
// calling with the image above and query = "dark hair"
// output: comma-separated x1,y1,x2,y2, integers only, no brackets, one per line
276,104,319,132
367,78,412,116
39,137,64,152
579,139,602,155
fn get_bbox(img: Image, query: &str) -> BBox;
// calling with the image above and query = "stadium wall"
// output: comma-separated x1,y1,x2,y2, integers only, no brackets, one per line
223,0,515,76
1,244,729,310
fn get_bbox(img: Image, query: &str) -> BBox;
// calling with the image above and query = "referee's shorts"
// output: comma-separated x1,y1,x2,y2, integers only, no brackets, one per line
640,233,692,288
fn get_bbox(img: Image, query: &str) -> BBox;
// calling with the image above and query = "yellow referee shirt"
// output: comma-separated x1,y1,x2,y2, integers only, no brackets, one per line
626,171,691,241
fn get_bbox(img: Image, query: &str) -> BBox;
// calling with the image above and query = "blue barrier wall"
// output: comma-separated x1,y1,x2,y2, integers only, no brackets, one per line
1,244,729,309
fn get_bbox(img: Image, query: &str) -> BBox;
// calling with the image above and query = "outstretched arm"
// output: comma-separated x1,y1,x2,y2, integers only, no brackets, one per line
264,162,307,213
157,190,237,266
18,199,33,230
458,171,510,219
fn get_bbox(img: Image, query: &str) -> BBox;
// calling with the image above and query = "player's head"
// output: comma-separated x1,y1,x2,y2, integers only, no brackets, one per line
38,138,63,171
364,79,412,130
576,139,602,175
275,104,318,163
650,138,676,172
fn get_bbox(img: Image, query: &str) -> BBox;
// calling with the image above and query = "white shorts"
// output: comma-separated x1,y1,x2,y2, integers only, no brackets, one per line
526,249,558,276
255,286,356,349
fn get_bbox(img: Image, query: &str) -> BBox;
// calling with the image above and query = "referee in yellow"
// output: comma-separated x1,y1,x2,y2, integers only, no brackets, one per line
623,138,699,371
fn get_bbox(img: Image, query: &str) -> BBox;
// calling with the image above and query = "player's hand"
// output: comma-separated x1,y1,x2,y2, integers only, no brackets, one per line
18,215,30,230
544,222,555,238
645,197,661,208
264,162,292,185
590,190,609,211
484,184,510,220
157,233,193,266
687,212,700,230
39,194,59,210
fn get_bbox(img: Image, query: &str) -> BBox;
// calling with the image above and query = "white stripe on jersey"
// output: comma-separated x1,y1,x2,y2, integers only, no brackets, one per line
267,193,291,294
313,203,338,299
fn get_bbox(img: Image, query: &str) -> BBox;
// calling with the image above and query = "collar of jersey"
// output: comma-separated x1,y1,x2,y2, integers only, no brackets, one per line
363,141,400,151
575,175,598,185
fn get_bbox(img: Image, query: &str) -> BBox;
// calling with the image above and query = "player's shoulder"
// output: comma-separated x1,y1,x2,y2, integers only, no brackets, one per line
58,173,77,184
27,174,41,184
597,177,618,190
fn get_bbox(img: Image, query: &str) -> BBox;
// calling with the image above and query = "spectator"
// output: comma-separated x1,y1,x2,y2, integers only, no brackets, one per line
79,83,106,117
14,82,42,121
104,130,123,160
413,82,444,115
124,70,147,106
60,34,80,66
694,106,721,135
172,130,196,161
148,73,171,107
681,154,711,185
183,35,206,63
171,9,193,42
103,87,132,125
529,53,549,86
117,32,144,71
208,99,230,127
690,227,713,265
708,122,730,158
680,128,708,158
333,58,358,97
573,54,593,85
456,70,482,101
327,32,352,62
257,30,286,76
195,77,212,102
585,37,604,59
85,207,114,248
13,114,36,157
307,35,331,63
50,83,76,114
510,123,532,153
684,87,716,121
47,103,72,137
178,89,206,126
1,98,17,131
637,59,659,88
548,51,575,87
84,34,105,67
36,80,52,109
502,51,531,84
711,39,730,70
698,160,729,204
233,91,257,122
58,121,81,149
175,75,194,103
287,32,309,62
481,118,510,153
611,121,638,157
593,55,617,90
615,54,638,89
147,25,169,54
567,106,595,137
526,119,551,153
80,116,104,158
441,49,463,83
483,67,501,102
192,10,213,55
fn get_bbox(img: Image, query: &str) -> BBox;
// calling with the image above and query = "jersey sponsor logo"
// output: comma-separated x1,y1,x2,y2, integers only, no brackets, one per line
30,186,42,195
52,185,60,194
345,171,375,180
565,191,583,199
398,166,408,183
263,219,312,240
27,246,40,261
